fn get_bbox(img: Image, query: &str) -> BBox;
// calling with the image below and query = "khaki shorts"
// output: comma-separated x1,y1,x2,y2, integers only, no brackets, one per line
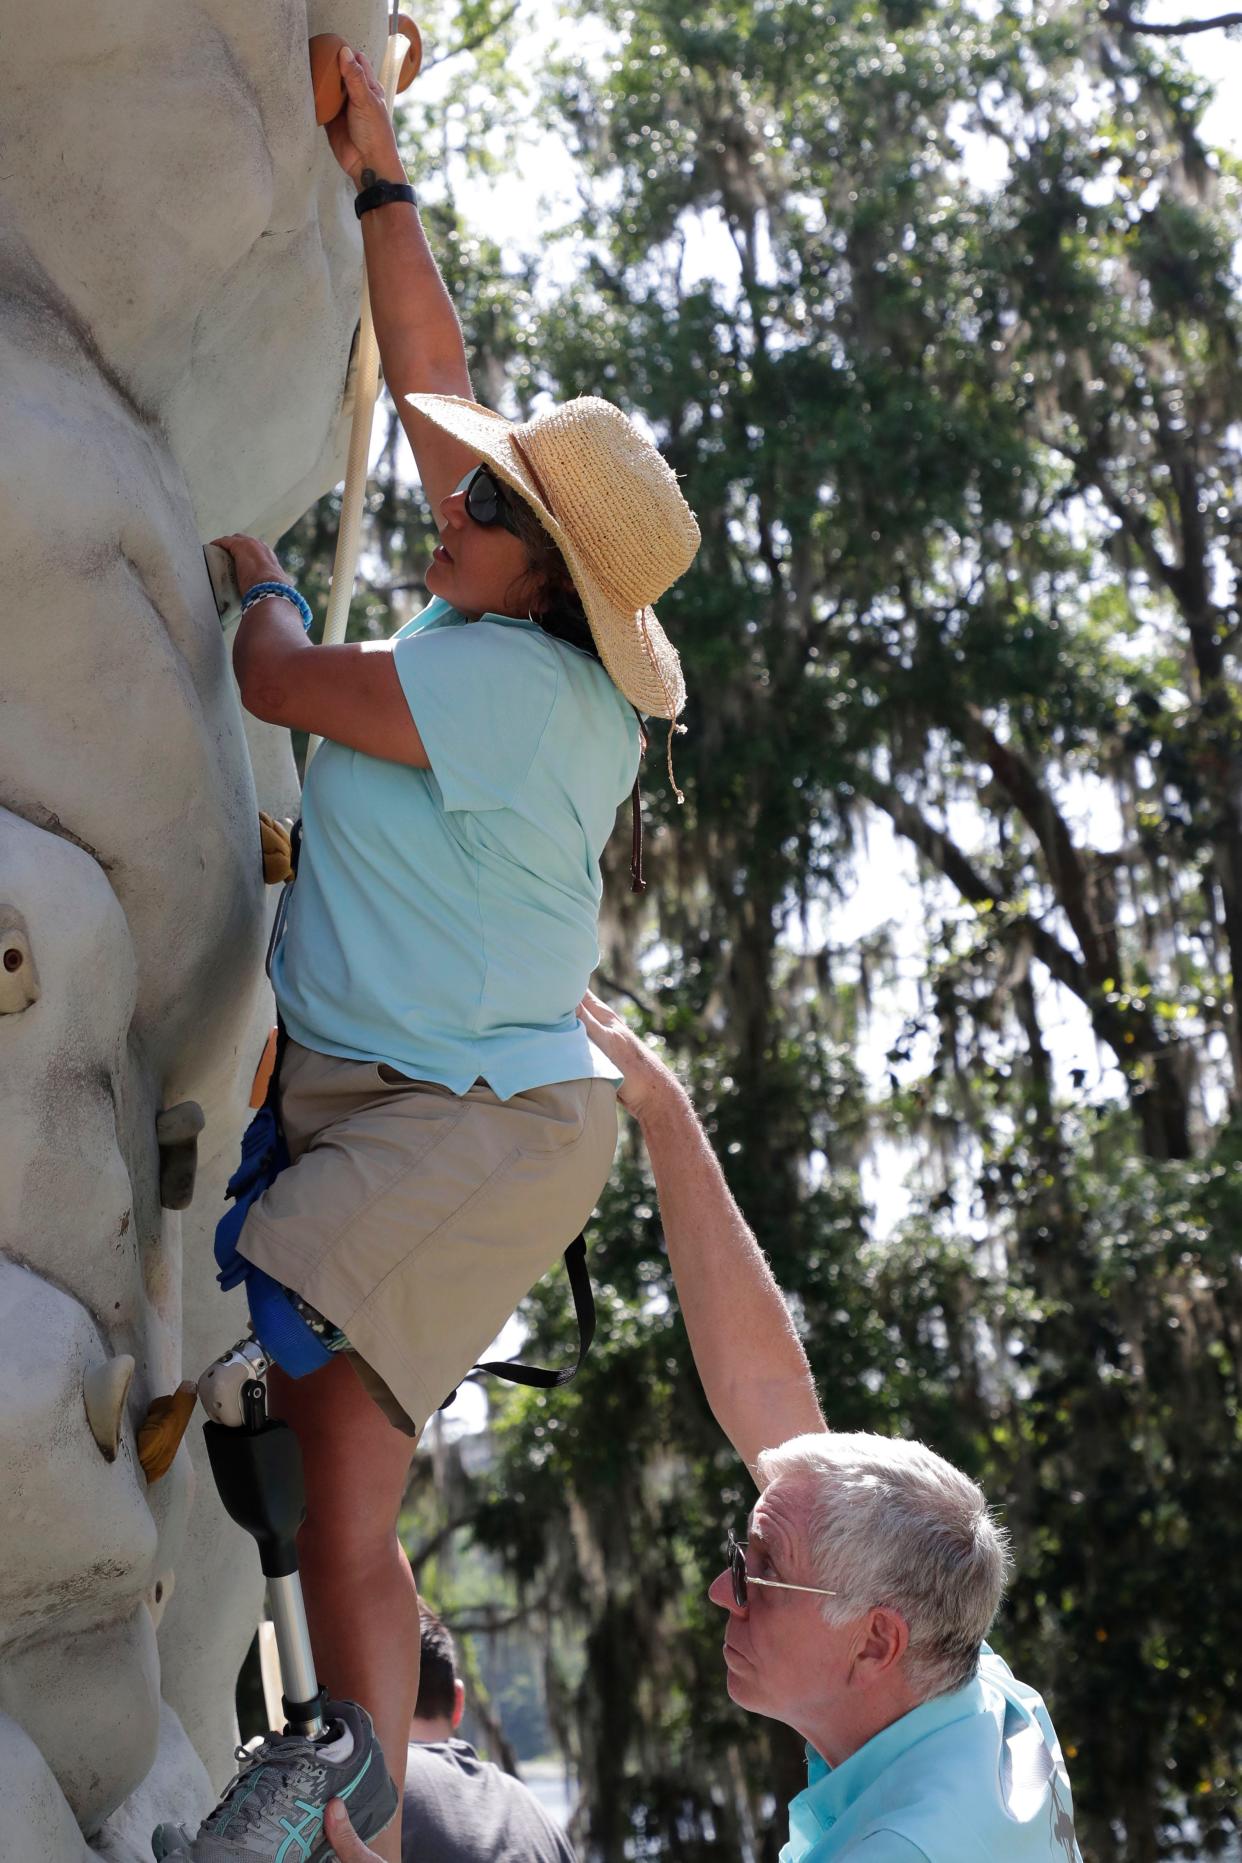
237,1040,618,1438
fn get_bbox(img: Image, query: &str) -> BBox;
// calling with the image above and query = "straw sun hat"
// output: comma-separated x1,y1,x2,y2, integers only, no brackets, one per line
405,393,699,721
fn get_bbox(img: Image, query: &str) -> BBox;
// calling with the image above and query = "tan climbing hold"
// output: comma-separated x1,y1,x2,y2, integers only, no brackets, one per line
83,1354,136,1462
259,811,295,885
138,1382,198,1484
0,914,38,1015
309,32,350,123
203,541,241,624
394,16,423,89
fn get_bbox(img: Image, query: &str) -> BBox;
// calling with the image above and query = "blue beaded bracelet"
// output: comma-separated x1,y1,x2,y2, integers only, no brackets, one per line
240,580,314,631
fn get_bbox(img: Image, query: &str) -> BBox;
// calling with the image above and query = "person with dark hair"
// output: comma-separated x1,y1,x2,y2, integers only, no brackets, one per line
412,1609,462,1728
188,37,700,1863
396,1607,574,1863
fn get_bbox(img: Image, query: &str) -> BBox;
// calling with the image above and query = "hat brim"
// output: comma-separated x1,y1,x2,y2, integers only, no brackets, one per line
405,393,686,719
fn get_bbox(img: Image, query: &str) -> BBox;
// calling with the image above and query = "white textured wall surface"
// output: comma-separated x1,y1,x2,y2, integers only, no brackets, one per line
0,3,384,1853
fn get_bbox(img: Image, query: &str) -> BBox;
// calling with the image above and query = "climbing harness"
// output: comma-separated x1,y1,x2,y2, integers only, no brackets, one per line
452,1234,595,1406
212,1100,332,1382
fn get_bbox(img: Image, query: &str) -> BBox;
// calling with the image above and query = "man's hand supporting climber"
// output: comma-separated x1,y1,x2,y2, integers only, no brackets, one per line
576,989,826,1474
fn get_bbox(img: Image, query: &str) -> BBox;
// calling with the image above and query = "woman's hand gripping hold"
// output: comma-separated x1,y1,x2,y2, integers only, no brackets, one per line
326,46,405,189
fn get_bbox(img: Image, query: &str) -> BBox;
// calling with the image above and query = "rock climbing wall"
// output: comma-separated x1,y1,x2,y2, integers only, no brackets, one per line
0,2,386,1853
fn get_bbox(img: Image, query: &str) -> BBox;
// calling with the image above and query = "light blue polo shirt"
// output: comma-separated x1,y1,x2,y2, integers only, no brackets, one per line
781,1648,1082,1862
272,597,640,1099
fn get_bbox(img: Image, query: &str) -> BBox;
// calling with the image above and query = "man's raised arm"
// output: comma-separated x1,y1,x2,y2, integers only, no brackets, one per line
577,991,825,1481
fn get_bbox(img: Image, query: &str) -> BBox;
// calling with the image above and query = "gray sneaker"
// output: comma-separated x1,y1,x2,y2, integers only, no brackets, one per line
151,1697,396,1861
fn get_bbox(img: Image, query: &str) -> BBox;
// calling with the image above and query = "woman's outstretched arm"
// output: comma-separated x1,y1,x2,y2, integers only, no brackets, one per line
326,45,478,511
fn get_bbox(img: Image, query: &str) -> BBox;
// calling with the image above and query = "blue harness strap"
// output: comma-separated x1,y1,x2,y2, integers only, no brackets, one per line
214,820,332,1381
214,1101,333,1380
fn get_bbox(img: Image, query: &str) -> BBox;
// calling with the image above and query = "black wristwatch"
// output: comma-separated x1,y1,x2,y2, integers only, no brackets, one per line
354,178,417,218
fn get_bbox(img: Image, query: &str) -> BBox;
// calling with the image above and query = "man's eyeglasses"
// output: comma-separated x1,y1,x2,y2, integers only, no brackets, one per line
726,1529,838,1609
452,465,523,538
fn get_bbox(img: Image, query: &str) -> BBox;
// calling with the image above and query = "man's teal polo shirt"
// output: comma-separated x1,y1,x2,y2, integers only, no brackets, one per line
781,1648,1081,1862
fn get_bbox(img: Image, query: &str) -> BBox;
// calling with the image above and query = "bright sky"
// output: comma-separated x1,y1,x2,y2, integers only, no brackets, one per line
395,5,1242,1428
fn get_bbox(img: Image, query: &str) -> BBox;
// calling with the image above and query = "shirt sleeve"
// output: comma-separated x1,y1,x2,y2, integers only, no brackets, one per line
393,620,558,813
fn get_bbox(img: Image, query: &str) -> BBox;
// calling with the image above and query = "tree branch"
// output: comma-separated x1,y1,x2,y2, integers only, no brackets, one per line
955,706,1123,985
594,972,658,1019
407,1511,478,1574
864,778,1097,998
863,779,1003,906
1042,427,1190,615
421,2,521,70
361,574,431,598
1095,476,1186,607
442,1596,549,1636
1102,5,1242,34
863,778,1191,1155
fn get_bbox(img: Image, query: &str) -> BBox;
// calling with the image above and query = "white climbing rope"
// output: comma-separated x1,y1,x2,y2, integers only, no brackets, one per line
306,23,407,765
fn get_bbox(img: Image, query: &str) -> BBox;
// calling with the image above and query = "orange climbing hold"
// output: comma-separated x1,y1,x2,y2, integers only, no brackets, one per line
308,19,422,127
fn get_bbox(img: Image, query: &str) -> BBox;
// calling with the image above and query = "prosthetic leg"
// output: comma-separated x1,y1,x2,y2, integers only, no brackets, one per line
150,1341,398,1860
196,1299,352,1733
202,1370,325,1737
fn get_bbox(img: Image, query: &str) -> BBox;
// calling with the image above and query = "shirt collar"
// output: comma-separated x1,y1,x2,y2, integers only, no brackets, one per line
461,608,539,631
792,1675,987,1841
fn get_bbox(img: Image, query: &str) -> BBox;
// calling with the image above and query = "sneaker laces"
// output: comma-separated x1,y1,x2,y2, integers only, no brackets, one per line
203,1732,325,1841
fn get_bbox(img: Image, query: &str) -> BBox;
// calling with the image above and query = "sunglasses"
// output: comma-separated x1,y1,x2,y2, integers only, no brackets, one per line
726,1529,838,1609
452,465,523,538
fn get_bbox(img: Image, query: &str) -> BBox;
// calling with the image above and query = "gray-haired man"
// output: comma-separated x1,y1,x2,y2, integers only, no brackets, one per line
575,990,1082,1863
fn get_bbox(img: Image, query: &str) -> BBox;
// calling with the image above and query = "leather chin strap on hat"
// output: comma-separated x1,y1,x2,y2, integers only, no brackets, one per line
630,777,646,894
628,710,649,893
637,614,686,805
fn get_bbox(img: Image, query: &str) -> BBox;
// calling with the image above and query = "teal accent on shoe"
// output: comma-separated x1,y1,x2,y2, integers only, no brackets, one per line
340,1752,373,1801
274,1809,318,1863
270,1752,371,1862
